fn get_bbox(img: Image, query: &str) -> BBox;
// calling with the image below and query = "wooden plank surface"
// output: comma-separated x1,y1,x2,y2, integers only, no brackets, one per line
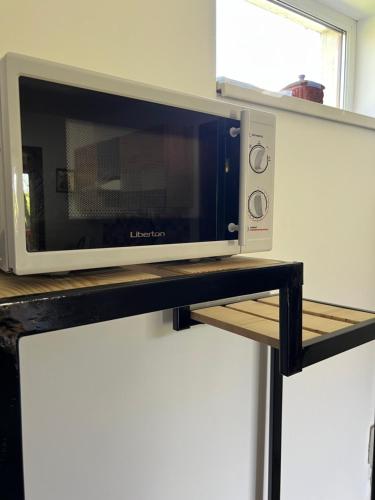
160,257,282,275
192,294,375,349
0,256,284,300
0,268,160,299
191,306,319,348
227,300,349,334
320,307,375,324
258,295,375,324
227,300,280,321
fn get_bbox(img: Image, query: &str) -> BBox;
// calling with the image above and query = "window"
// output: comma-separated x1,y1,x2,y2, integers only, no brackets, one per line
216,0,356,109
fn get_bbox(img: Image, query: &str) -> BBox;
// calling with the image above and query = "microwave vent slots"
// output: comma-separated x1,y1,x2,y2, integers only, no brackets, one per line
65,119,195,219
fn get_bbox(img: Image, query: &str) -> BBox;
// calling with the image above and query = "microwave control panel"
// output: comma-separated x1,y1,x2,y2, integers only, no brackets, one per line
239,109,275,253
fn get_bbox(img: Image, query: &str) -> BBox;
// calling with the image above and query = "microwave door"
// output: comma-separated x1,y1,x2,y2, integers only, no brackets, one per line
19,76,234,254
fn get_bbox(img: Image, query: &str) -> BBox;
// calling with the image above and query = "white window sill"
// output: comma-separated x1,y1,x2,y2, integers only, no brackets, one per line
217,78,375,132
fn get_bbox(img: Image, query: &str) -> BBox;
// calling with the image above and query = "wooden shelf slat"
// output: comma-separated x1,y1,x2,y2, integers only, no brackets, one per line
258,295,375,324
227,300,349,334
0,268,160,299
321,308,375,324
160,257,282,275
191,305,319,348
227,300,279,321
0,257,285,301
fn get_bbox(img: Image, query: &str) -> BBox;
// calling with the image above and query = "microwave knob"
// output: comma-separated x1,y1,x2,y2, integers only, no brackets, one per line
249,145,268,173
248,190,268,219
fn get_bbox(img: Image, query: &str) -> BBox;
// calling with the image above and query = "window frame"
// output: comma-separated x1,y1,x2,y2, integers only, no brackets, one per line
217,0,357,110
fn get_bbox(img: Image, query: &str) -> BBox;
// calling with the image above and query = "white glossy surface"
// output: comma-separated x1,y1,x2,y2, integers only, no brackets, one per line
20,314,262,500
282,344,375,500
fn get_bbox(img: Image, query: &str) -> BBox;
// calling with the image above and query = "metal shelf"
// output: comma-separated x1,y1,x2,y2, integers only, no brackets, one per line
173,294,375,500
0,256,373,500
0,257,303,500
174,295,375,370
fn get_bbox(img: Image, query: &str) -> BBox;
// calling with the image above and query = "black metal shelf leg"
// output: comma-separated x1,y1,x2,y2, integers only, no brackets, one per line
268,348,283,500
279,282,303,376
0,348,24,500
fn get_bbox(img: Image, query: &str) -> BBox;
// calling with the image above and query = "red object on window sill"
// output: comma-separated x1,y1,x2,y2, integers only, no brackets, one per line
281,75,325,104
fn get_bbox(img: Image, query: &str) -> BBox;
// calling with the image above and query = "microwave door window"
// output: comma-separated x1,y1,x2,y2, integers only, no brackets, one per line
19,77,235,252
22,147,45,252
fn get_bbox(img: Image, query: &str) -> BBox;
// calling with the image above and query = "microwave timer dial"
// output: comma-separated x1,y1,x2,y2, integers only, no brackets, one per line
249,144,269,173
248,190,268,219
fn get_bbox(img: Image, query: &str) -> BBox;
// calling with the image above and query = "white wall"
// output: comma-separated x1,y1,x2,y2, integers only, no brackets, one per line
1,1,374,500
354,15,375,116
262,109,375,309
0,0,216,97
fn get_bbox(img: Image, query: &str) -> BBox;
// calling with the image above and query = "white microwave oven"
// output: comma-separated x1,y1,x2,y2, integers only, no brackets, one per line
0,53,275,275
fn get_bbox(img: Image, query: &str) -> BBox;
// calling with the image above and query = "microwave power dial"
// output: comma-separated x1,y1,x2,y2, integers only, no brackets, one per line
248,190,268,219
249,145,268,173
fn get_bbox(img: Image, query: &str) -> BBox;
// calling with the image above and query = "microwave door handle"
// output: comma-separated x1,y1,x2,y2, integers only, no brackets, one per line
239,109,250,248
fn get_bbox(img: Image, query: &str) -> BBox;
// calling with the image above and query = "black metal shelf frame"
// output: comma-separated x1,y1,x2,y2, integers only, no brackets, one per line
0,260,374,500
0,261,303,500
